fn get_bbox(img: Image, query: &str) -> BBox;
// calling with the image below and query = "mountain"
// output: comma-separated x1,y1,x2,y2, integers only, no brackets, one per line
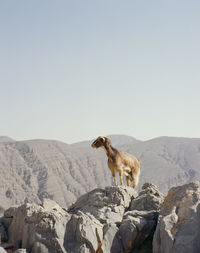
0,139,112,212
122,136,200,193
0,135,200,212
72,134,141,148
0,136,15,143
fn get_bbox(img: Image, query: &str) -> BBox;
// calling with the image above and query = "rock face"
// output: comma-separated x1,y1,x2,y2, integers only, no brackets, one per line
0,184,164,253
130,183,165,211
153,182,200,253
68,186,138,223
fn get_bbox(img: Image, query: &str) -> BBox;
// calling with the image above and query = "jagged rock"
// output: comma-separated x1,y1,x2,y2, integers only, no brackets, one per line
64,211,103,253
3,184,165,253
153,182,200,253
8,199,71,253
101,223,122,253
0,247,6,253
4,206,18,218
68,186,137,223
117,210,158,253
130,183,164,211
0,220,8,242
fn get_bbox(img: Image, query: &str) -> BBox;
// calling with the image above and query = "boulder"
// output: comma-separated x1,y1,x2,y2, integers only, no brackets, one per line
68,186,137,224
64,211,103,253
2,184,165,253
8,199,71,253
130,183,164,211
117,210,158,253
153,182,200,253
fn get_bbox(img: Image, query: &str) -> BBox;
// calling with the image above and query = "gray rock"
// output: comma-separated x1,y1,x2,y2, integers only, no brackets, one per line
153,182,200,253
7,200,70,253
64,211,103,253
101,223,122,253
130,183,164,211
4,206,18,218
0,220,8,242
68,186,137,223
118,210,158,253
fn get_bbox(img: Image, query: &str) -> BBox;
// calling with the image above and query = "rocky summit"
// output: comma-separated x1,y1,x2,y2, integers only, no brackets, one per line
0,182,200,253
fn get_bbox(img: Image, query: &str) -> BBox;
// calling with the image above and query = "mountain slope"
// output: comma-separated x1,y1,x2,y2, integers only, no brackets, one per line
0,135,200,212
0,139,111,211
122,137,200,193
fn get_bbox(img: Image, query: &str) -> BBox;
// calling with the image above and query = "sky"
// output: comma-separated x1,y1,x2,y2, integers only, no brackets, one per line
0,0,200,143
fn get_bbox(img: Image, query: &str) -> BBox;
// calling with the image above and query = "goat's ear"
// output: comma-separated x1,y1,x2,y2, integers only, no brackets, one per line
99,137,105,142
106,137,111,144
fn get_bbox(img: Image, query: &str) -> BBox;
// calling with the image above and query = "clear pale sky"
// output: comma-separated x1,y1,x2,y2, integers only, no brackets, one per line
0,0,200,143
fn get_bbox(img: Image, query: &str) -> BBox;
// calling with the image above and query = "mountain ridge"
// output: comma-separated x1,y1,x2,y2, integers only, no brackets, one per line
0,134,200,212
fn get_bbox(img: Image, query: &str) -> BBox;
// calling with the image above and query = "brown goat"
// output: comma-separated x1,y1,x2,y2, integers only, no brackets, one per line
91,136,140,188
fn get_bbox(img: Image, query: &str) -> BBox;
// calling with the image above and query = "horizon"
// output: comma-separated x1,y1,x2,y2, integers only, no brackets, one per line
1,133,200,145
1,0,200,143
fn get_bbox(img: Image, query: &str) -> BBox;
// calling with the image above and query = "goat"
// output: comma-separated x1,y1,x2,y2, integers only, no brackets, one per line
91,136,140,188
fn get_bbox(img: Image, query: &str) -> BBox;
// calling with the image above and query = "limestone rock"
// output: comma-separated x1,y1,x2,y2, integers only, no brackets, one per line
130,183,164,211
116,210,158,253
64,211,103,253
7,200,70,253
68,186,137,223
101,223,122,253
153,182,200,253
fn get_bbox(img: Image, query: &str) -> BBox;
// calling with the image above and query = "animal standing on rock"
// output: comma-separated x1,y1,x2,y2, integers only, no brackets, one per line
91,136,140,188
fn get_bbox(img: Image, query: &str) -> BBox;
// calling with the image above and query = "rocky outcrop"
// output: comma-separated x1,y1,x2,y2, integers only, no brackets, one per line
68,186,138,223
0,184,164,253
153,182,200,253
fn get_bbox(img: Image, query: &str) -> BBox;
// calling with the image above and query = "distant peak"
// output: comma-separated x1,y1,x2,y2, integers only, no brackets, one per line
0,136,15,143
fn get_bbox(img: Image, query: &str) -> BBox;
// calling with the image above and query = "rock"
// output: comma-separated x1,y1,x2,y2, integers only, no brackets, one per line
130,183,164,211
153,182,200,253
101,223,122,253
0,247,6,253
0,220,8,242
64,211,103,253
4,206,18,218
7,200,71,253
117,210,158,253
2,184,165,253
68,186,137,223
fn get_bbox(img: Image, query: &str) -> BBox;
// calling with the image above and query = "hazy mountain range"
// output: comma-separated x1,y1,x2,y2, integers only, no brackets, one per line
0,134,200,213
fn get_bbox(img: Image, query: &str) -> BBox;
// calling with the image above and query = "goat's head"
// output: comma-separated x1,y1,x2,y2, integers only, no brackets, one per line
91,136,111,149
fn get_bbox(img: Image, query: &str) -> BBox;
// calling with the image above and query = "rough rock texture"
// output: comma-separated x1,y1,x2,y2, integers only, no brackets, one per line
7,199,71,253
0,184,164,253
130,183,165,211
117,210,158,253
68,186,138,223
153,182,200,253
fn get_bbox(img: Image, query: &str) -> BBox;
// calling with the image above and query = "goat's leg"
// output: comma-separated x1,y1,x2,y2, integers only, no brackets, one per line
111,169,117,186
125,176,130,187
119,170,124,186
